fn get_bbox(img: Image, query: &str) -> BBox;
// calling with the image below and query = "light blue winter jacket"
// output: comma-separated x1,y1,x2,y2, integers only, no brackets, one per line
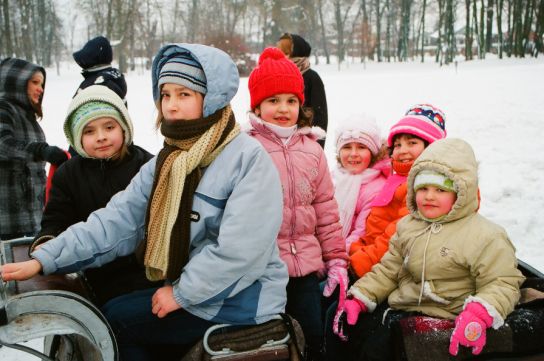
32,44,288,325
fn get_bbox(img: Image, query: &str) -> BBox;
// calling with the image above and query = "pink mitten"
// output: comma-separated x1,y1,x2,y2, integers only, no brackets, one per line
323,259,349,297
344,298,367,325
449,302,493,356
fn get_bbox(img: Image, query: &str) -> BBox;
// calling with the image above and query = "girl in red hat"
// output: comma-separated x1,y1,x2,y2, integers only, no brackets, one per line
247,47,349,360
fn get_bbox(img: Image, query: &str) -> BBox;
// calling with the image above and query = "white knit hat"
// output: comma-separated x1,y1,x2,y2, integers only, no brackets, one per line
64,85,133,157
335,114,382,156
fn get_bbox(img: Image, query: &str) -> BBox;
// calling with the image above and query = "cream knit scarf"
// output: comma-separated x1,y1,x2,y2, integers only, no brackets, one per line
144,105,239,281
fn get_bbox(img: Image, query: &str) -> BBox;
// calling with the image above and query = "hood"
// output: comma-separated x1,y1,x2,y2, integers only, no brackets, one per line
0,58,46,110
407,138,479,223
290,34,312,58
151,43,239,118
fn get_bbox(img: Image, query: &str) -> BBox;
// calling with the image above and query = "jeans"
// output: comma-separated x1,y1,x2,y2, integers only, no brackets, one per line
101,287,217,361
286,273,323,360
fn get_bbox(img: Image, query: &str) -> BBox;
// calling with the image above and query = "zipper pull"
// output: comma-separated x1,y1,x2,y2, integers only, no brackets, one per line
290,243,297,255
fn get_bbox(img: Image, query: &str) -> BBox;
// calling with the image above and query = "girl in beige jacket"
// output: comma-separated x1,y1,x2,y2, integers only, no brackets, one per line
327,138,524,360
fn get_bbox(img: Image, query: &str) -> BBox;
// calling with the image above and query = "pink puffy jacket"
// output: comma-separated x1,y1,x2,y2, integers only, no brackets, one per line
248,116,348,277
343,159,390,251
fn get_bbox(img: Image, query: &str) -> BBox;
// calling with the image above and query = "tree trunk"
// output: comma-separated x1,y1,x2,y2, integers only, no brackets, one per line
536,0,544,55
317,0,330,64
465,0,473,60
375,0,382,61
1,0,13,56
486,0,494,52
496,0,504,58
420,0,427,62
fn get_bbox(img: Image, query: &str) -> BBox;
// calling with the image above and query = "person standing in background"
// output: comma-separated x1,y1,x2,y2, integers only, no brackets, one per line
0,58,68,240
277,33,328,148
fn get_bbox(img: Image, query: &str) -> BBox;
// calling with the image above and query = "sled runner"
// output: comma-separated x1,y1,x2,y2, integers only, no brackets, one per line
182,314,305,361
0,237,118,361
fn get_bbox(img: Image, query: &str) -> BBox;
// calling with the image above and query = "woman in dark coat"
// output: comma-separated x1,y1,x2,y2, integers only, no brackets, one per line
0,58,68,240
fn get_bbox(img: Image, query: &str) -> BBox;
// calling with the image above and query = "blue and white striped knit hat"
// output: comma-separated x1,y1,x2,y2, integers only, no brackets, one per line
158,53,207,94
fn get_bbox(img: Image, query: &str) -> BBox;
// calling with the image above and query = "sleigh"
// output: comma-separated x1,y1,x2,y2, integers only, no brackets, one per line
391,260,544,361
0,237,304,361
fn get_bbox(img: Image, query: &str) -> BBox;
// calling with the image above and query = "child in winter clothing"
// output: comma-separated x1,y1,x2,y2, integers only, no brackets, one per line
0,58,68,240
332,115,389,253
247,47,348,360
2,44,288,361
328,138,524,360
349,104,446,278
72,36,127,101
29,85,159,306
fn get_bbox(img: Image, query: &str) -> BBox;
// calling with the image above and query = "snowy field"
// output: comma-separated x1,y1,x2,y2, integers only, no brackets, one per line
1,55,543,359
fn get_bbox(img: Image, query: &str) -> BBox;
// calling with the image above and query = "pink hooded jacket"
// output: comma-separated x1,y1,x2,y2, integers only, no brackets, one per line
247,115,348,277
335,159,390,251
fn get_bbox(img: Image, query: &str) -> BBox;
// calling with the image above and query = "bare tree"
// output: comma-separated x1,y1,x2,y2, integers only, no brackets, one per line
486,0,494,52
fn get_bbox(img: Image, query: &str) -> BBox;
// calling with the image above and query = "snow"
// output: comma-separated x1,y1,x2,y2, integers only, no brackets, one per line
2,55,543,359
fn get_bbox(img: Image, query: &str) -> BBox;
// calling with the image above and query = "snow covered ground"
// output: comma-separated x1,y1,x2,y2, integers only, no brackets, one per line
1,55,543,359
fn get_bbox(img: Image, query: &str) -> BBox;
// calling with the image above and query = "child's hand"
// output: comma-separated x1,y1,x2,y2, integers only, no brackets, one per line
0,259,42,281
344,298,367,325
152,285,181,318
449,302,493,356
323,259,349,297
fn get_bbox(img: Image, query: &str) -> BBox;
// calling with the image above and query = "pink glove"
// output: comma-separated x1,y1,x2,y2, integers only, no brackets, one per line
449,302,493,356
344,298,367,325
332,276,348,340
323,259,349,297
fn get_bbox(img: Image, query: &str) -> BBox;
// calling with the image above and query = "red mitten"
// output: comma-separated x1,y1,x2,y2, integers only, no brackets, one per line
449,302,493,356
344,298,367,325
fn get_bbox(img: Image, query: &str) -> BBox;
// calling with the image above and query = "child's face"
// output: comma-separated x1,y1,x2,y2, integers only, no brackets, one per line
81,117,124,159
27,71,44,106
255,93,299,127
161,83,204,121
416,185,457,219
392,135,426,163
339,142,372,174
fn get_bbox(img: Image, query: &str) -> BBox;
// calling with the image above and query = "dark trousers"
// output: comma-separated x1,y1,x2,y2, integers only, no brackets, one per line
287,273,323,360
101,287,217,361
324,301,412,361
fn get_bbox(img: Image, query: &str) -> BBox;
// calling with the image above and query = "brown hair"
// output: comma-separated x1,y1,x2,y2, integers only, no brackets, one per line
388,133,429,156
277,34,293,57
154,98,163,129
297,106,313,128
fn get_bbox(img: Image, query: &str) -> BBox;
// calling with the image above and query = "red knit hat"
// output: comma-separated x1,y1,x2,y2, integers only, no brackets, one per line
248,47,305,110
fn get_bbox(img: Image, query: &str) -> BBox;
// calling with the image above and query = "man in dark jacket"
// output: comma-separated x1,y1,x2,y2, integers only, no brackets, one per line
278,33,328,148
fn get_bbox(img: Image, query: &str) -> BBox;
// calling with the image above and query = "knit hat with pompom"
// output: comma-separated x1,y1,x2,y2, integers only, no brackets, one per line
387,104,447,146
248,47,304,110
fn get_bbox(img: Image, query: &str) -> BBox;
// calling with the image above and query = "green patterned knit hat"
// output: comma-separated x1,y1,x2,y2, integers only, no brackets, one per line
64,85,133,157
413,170,456,193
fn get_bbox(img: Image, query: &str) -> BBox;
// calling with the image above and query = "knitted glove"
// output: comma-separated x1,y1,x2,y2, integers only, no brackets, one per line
27,142,69,165
323,259,349,297
344,298,367,325
449,302,493,356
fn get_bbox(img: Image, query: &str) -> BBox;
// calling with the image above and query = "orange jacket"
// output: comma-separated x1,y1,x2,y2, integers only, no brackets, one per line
349,182,409,278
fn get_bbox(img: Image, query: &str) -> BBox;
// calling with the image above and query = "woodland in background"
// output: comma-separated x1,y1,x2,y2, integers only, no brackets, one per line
1,0,543,75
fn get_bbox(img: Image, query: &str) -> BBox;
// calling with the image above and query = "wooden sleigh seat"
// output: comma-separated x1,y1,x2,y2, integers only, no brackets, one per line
0,237,118,361
393,261,544,361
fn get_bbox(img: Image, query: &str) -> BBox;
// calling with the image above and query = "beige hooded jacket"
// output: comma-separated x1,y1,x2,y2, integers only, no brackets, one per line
349,138,524,328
